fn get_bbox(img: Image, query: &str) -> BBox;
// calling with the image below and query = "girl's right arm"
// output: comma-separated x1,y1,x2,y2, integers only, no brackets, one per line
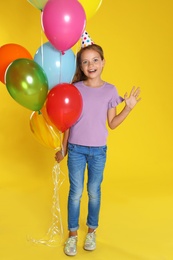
55,129,70,163
107,87,141,129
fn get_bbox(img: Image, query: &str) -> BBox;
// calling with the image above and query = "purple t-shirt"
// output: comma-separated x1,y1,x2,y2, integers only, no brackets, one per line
68,81,123,146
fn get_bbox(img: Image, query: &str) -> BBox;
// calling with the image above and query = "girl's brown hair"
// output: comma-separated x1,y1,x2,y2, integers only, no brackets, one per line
72,44,104,83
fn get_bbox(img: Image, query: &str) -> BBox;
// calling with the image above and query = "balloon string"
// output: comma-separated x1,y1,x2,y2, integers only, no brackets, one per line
60,131,64,157
59,52,62,83
28,162,65,247
70,40,79,84
40,28,44,68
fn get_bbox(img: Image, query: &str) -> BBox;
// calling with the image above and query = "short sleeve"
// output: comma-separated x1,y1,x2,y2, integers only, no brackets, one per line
108,87,124,109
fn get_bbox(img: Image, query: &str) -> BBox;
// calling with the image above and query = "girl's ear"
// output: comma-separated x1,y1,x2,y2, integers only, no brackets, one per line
102,59,106,68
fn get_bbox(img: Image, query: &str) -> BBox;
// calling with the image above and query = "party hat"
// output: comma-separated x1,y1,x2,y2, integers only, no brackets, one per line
81,31,94,48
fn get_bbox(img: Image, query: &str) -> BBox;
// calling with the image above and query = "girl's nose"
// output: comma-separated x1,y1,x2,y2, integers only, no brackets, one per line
88,60,94,66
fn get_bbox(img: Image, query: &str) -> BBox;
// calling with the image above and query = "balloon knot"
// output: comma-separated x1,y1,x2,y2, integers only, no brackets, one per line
61,51,65,55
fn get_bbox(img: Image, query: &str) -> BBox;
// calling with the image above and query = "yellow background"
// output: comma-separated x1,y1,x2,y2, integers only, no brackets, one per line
1,0,173,259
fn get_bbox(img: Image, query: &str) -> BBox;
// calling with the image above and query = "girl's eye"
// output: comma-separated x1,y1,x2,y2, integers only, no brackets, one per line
81,58,100,66
82,60,88,65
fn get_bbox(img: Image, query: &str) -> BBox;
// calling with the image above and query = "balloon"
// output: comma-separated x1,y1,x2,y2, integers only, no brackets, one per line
27,0,48,10
41,0,86,52
46,83,83,132
5,58,48,111
0,43,32,84
30,105,61,150
34,42,76,90
78,0,102,20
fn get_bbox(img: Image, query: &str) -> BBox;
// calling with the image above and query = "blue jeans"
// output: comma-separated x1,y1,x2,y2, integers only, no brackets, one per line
67,143,107,231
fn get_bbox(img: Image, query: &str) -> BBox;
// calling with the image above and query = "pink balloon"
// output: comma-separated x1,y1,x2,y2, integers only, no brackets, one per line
41,0,86,52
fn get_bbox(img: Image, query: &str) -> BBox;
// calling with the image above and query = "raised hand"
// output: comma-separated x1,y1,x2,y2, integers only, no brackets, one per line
124,86,141,110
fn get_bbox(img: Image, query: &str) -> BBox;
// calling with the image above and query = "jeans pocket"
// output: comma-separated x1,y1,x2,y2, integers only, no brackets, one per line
68,143,76,152
100,145,107,155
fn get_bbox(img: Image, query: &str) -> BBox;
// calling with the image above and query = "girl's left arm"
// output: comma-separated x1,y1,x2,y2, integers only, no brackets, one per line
107,87,141,130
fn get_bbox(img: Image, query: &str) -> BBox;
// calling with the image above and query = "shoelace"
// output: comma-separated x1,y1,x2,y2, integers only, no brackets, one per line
85,233,95,244
66,236,77,246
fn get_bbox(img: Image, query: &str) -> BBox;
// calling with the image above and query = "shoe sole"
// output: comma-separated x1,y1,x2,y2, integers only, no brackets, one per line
64,251,77,256
83,246,96,251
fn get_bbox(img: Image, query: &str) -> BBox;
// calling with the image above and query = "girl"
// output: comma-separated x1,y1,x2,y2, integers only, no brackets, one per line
55,44,141,256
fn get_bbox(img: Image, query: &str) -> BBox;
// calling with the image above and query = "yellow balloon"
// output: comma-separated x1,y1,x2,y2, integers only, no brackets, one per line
30,106,62,150
78,0,102,20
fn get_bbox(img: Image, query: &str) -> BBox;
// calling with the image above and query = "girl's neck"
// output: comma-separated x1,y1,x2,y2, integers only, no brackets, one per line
83,78,104,88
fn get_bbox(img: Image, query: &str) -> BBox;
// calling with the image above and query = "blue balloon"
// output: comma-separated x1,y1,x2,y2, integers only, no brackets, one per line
34,42,76,89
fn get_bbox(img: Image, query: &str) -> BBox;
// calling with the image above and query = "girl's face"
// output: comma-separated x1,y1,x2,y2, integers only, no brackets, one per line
80,49,105,80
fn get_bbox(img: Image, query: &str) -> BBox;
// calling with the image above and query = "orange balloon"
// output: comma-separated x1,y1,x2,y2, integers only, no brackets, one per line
30,105,62,150
0,43,32,84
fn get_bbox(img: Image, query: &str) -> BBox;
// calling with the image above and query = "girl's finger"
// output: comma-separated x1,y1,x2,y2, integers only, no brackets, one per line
130,86,136,96
124,92,128,99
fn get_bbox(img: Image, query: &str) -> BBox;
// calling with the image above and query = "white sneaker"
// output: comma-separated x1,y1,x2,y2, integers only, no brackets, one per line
64,236,77,256
84,231,96,251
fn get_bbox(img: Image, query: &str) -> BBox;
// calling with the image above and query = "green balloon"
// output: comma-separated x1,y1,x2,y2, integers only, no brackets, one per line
6,58,48,111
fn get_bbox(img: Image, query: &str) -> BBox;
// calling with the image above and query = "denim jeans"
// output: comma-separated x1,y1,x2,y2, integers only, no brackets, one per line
67,143,107,231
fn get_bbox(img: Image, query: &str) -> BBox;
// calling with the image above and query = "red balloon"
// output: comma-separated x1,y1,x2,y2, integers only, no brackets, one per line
46,83,83,132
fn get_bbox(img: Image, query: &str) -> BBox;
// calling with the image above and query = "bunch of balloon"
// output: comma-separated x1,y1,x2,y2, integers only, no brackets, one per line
41,0,86,54
34,42,76,90
30,105,62,151
46,83,83,133
5,58,48,111
27,0,103,20
78,0,103,20
0,43,32,84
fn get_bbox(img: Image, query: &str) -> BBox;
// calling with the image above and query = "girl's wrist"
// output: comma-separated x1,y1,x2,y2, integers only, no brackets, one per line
60,149,64,157
124,104,132,112
60,148,67,157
